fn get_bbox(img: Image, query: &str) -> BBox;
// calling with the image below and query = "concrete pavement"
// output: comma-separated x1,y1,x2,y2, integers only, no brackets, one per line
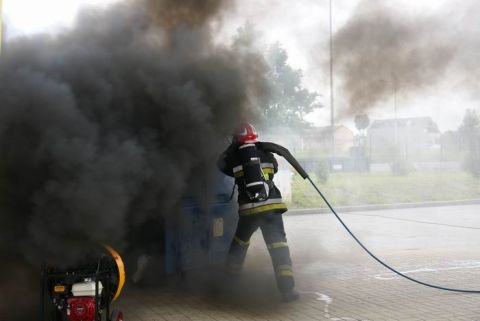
117,204,480,321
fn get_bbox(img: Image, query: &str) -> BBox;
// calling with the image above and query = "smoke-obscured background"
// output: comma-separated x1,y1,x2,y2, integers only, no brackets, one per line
1,0,480,320
220,0,480,129
5,0,480,128
0,0,272,319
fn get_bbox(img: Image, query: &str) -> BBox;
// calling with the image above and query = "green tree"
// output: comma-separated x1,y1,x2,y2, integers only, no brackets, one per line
462,109,480,130
354,114,370,134
460,109,480,177
233,24,320,129
263,43,320,128
353,114,370,162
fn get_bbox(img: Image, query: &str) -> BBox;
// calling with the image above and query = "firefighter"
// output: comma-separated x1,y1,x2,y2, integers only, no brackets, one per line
217,123,300,302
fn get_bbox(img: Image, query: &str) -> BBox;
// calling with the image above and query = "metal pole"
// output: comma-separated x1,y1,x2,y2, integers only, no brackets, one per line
329,0,335,162
0,0,4,54
394,80,397,147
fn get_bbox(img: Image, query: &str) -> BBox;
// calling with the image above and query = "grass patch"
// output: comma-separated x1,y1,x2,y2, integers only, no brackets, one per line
289,170,480,209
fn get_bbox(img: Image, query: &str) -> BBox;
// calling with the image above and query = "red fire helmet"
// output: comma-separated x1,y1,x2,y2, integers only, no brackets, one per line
233,123,258,144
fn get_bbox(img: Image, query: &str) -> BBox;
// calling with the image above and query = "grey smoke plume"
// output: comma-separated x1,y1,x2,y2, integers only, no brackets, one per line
332,0,456,116
0,1,269,318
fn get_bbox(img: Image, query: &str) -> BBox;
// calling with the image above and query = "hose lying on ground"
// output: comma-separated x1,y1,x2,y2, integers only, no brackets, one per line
305,175,480,294
269,145,480,294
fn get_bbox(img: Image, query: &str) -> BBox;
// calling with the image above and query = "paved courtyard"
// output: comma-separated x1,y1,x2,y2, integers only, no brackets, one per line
117,204,480,321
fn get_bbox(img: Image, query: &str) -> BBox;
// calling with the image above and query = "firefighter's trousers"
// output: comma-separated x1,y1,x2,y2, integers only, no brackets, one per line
227,212,295,293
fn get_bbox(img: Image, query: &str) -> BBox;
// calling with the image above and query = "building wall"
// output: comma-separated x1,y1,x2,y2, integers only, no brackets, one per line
335,126,354,154
368,123,440,162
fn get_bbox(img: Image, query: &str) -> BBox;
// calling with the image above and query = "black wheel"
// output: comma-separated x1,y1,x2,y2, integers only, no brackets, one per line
110,309,124,321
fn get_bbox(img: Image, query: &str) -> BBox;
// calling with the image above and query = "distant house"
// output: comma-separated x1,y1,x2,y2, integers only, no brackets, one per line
303,125,354,155
261,125,354,156
368,117,441,161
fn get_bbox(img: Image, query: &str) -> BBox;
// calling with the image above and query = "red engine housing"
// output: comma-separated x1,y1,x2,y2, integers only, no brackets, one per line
67,297,96,321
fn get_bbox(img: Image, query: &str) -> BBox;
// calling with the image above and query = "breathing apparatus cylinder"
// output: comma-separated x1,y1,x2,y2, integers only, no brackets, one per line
238,143,269,202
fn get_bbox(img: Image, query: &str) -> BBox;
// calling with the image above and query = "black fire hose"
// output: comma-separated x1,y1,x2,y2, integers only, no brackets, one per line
305,176,480,294
266,145,480,294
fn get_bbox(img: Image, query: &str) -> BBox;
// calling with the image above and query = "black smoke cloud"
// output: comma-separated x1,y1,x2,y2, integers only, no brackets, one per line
332,0,457,116
0,1,269,318
146,0,231,29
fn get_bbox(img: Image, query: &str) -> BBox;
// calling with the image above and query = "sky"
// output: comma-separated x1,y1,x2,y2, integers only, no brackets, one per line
2,0,479,132
2,0,119,35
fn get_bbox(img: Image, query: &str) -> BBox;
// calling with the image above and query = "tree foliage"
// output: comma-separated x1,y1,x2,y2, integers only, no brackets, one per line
460,109,480,177
354,114,370,133
262,43,320,128
463,109,480,128
233,24,320,129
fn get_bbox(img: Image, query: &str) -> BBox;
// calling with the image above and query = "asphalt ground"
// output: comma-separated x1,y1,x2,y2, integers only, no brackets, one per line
118,204,480,321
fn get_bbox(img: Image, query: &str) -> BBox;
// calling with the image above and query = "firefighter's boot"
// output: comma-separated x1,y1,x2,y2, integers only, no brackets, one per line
281,289,300,302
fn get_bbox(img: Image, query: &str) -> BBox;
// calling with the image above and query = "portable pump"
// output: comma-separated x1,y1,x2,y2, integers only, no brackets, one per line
41,245,126,321
237,143,269,202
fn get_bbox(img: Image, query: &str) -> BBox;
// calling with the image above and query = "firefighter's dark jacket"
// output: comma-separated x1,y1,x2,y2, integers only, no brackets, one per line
217,141,298,216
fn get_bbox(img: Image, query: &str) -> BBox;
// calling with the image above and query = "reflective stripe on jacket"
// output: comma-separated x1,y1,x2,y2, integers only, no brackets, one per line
217,142,287,216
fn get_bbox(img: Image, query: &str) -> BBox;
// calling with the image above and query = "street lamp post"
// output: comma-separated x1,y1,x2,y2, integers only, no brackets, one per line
329,0,335,163
0,0,3,54
393,77,398,147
